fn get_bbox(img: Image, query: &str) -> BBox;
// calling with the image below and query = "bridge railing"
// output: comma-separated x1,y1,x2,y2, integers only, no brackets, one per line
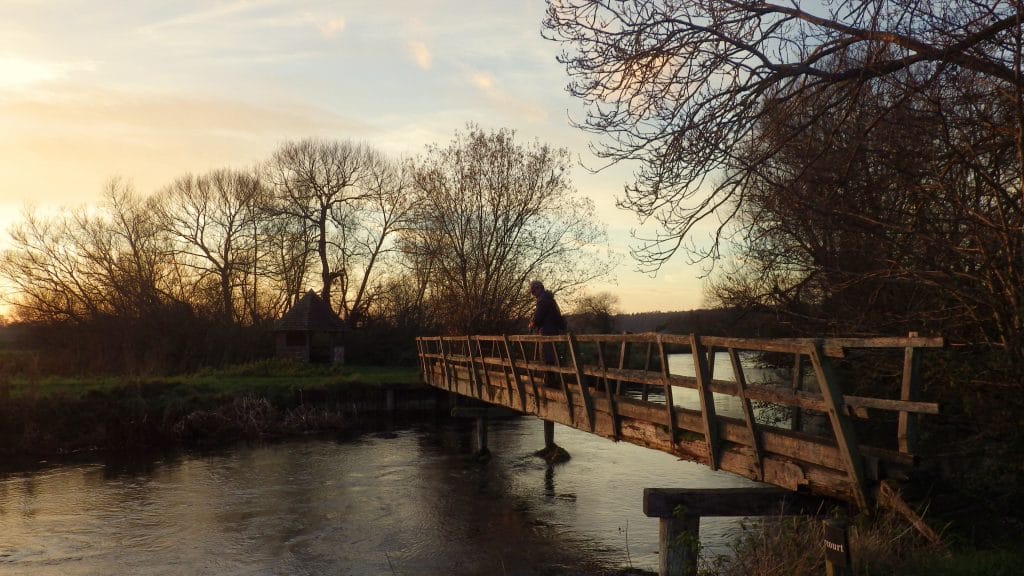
416,332,943,508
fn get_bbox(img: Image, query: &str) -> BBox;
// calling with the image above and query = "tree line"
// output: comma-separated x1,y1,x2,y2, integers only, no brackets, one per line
0,125,613,373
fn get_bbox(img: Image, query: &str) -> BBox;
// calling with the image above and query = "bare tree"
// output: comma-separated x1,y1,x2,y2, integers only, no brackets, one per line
543,1,1024,269
570,291,621,333
337,152,415,327
156,168,263,324
264,139,374,311
404,124,613,334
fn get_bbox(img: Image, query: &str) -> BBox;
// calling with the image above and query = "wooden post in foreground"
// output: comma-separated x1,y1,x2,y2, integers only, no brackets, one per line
644,487,835,576
823,519,851,576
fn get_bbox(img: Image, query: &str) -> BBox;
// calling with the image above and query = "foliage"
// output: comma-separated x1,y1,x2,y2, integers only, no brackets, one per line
403,124,614,334
704,511,1023,576
569,291,621,334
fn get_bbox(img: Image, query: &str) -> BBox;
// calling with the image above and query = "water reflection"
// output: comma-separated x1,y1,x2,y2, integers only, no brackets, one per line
0,418,758,575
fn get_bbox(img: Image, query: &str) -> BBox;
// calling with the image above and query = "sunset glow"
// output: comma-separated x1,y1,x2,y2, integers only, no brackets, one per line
0,0,707,313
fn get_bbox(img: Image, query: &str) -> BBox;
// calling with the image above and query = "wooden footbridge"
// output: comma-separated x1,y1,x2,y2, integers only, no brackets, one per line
416,332,943,510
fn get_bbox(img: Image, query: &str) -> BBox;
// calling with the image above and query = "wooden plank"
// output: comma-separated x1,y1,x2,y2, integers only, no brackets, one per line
598,338,620,440
642,342,653,402
729,347,764,480
616,339,628,396
656,335,678,450
552,337,574,425
567,333,596,432
899,331,922,454
791,353,803,432
502,335,528,411
809,344,868,509
643,486,835,518
516,340,541,407
465,336,483,398
438,338,452,391
691,334,721,470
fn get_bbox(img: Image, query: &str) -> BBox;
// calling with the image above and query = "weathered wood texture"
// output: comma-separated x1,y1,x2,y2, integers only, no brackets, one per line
416,332,942,508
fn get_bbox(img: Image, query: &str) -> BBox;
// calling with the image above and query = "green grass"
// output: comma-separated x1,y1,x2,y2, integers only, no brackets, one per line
0,359,426,458
1,358,422,400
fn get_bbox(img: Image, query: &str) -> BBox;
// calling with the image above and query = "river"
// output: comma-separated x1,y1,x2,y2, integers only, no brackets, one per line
1,416,761,575
1,352,785,575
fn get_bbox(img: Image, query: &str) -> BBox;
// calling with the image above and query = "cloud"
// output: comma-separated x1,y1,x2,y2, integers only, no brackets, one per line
0,56,95,92
467,71,547,124
471,72,495,92
407,41,432,70
318,17,346,38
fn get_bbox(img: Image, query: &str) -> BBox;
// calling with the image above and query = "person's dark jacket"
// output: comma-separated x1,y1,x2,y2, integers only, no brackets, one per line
532,289,565,335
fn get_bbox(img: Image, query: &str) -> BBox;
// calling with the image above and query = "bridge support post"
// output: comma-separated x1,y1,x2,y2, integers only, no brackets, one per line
643,487,836,576
476,415,489,458
543,420,555,449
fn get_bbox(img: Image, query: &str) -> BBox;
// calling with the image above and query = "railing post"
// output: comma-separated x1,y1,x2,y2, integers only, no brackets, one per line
899,331,921,455
823,519,852,576
809,344,868,509
728,347,764,480
567,333,595,432
791,352,804,432
501,335,527,411
690,334,720,470
657,334,679,450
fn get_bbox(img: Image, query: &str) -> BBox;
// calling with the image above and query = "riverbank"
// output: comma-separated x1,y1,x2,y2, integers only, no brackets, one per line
0,359,441,460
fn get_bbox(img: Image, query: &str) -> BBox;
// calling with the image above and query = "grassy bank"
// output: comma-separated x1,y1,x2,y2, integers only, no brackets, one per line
700,510,1023,576
0,359,425,459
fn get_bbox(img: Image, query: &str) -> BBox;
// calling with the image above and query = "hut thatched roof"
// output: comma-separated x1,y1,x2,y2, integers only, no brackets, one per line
274,290,347,332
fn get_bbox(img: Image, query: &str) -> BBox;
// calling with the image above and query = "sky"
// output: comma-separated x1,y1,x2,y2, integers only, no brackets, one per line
0,0,710,313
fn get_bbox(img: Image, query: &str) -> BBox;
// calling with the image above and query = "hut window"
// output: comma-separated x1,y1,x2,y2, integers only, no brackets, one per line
286,331,306,346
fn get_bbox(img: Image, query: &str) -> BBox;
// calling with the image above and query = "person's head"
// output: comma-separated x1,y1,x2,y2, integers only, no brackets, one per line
528,280,544,297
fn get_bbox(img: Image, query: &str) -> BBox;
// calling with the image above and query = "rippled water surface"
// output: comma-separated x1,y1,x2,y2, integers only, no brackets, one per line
0,415,760,575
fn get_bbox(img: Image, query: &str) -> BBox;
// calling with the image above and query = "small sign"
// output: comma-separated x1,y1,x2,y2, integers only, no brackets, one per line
823,520,850,567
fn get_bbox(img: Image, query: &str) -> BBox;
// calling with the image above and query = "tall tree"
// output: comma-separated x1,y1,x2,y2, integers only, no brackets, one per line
544,0,1024,268
337,151,415,327
264,139,374,311
156,168,263,324
405,125,613,334
545,0,1024,358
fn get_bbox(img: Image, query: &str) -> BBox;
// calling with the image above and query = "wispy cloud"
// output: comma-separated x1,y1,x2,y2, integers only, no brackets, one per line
317,17,346,38
407,40,432,70
0,55,95,92
468,71,547,124
471,72,495,92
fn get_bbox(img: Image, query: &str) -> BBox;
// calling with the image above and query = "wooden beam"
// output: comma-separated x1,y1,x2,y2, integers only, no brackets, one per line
567,333,596,432
729,347,764,481
808,344,868,509
502,335,528,411
598,337,621,440
899,332,922,454
656,334,679,451
691,334,720,470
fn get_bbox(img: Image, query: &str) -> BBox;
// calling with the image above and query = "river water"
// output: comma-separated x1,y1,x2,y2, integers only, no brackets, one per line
1,353,785,575
0,416,759,576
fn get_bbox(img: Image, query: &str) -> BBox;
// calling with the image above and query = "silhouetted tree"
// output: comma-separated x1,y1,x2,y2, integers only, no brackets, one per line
156,168,264,324
404,125,614,334
569,291,620,333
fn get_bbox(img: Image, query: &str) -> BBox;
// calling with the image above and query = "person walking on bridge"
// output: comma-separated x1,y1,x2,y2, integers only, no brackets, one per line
528,280,566,336
528,280,566,387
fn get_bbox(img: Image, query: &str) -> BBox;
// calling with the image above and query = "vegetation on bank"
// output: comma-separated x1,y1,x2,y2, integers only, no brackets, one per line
0,358,422,459
702,510,1023,576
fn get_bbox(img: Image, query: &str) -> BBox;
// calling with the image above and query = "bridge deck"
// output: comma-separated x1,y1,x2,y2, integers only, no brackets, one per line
417,332,943,508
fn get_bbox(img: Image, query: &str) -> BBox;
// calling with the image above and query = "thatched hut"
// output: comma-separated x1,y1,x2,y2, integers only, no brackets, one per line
273,290,347,363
